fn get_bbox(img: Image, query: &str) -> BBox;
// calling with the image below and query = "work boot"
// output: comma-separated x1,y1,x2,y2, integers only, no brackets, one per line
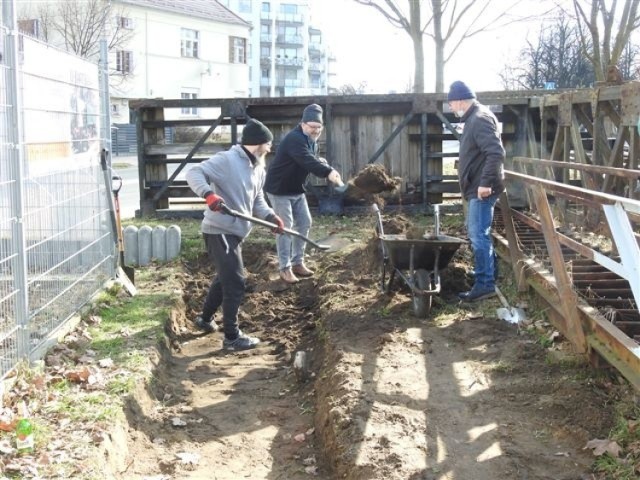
223,332,260,351
458,285,496,302
292,263,314,277
193,315,218,334
280,268,299,284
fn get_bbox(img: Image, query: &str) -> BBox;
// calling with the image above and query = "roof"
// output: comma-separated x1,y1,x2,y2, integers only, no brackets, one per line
119,0,249,27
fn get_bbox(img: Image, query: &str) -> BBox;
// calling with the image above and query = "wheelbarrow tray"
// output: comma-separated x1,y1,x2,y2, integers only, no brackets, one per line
379,234,466,271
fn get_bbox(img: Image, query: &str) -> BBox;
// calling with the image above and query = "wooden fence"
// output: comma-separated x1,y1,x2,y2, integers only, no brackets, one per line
129,84,640,217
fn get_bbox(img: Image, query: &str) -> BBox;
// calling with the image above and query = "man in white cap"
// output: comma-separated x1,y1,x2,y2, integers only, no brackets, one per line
447,80,505,302
186,118,284,351
264,104,343,284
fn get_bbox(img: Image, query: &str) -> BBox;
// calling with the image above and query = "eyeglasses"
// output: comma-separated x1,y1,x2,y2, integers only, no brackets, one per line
304,122,323,131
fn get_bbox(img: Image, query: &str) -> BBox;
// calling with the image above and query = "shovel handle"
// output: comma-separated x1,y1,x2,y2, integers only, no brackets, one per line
220,204,330,251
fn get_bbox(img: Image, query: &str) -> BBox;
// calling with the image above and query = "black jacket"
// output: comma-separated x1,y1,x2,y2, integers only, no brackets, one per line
264,125,333,195
457,102,505,200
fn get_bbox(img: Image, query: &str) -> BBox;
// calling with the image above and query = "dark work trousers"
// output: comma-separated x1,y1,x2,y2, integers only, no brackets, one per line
201,233,244,341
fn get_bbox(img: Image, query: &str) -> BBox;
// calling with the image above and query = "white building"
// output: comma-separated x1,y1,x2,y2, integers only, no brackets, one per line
111,0,251,122
17,0,252,123
219,0,333,97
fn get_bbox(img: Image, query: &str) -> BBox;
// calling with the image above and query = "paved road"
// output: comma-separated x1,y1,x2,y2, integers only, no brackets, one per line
111,155,192,219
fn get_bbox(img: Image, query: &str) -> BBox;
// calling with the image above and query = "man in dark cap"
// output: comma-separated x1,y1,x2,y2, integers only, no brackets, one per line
186,118,284,351
264,103,343,284
448,80,505,301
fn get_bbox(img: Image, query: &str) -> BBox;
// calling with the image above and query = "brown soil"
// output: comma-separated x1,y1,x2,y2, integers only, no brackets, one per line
352,164,401,194
343,165,402,209
120,212,617,479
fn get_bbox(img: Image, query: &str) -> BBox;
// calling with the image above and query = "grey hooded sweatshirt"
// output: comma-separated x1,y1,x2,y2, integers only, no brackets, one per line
186,145,275,239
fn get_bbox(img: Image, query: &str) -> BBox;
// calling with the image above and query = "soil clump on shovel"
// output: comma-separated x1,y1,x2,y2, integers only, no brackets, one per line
352,164,401,193
340,165,401,207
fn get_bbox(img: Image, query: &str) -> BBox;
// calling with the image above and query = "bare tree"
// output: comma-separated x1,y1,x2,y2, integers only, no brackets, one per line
331,81,369,95
354,0,544,93
22,0,134,71
500,16,595,89
569,0,640,81
353,0,425,93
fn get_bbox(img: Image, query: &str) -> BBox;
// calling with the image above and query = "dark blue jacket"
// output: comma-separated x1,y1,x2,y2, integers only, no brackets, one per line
458,102,505,200
264,125,333,195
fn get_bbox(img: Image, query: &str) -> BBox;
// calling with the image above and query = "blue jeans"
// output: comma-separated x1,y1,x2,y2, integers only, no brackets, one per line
466,194,498,290
267,193,312,270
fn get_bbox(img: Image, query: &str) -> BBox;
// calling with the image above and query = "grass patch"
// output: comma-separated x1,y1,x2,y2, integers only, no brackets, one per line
592,400,640,478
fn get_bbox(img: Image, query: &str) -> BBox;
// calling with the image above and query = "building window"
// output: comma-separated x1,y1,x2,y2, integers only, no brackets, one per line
280,3,297,14
117,16,134,29
116,50,133,74
262,2,270,12
181,28,199,58
261,68,269,79
181,92,198,115
229,37,247,64
310,73,321,88
261,46,270,57
238,0,251,13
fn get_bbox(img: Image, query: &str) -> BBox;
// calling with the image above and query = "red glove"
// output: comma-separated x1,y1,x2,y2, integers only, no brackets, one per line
267,214,284,234
205,192,224,212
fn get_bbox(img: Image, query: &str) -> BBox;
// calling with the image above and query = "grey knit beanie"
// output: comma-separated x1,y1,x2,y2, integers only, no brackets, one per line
301,104,323,124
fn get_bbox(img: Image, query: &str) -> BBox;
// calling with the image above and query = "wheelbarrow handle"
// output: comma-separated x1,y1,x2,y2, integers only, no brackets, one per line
220,204,330,251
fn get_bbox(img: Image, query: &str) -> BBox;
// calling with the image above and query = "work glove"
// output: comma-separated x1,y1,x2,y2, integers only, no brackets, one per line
204,192,225,212
327,169,342,185
266,214,285,234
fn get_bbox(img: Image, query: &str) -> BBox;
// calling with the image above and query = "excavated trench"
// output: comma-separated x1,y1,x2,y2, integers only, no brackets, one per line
115,208,619,479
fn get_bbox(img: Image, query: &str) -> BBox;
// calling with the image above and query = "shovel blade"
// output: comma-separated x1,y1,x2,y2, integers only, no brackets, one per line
497,307,526,324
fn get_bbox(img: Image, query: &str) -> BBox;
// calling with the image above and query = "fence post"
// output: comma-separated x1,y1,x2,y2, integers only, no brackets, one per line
3,0,30,361
99,38,112,156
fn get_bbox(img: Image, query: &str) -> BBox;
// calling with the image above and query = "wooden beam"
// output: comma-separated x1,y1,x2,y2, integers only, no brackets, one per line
531,184,587,352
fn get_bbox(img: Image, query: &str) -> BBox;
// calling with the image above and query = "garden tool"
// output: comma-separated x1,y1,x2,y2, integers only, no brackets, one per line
100,150,136,296
495,286,527,323
220,204,331,251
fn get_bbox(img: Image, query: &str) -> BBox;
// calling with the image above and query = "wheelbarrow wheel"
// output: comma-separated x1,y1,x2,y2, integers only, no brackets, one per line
412,269,433,318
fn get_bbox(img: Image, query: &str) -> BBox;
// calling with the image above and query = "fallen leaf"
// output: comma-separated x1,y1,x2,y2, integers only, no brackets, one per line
65,366,92,383
584,438,622,457
294,433,306,442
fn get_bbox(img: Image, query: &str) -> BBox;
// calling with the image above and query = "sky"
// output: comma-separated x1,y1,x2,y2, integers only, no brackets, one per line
310,0,561,94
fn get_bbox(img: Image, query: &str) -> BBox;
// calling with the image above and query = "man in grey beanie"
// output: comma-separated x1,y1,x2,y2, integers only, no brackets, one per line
264,104,343,284
448,80,505,302
186,118,284,351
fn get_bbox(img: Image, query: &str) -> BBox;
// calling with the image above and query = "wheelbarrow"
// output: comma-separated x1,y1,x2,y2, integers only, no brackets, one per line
373,204,466,317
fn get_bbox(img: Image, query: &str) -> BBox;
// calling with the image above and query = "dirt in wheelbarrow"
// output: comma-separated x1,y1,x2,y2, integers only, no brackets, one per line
120,213,625,480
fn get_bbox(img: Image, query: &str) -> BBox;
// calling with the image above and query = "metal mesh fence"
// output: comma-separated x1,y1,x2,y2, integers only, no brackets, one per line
0,22,116,379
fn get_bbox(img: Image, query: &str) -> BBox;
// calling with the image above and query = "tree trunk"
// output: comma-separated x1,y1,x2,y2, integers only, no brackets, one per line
409,0,424,93
432,0,444,92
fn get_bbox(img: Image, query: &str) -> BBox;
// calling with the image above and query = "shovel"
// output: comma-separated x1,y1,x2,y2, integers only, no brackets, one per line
220,204,331,251
100,150,136,296
333,179,348,194
494,287,527,324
